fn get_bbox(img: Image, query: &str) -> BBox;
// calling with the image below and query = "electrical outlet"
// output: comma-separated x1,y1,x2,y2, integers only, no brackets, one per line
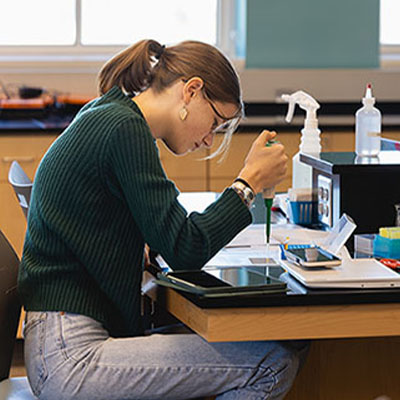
317,175,333,226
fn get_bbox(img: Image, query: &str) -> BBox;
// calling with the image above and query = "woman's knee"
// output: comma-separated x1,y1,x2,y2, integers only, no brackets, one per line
263,340,310,400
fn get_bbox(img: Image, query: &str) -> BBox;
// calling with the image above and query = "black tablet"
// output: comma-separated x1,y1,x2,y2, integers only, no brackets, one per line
155,266,287,297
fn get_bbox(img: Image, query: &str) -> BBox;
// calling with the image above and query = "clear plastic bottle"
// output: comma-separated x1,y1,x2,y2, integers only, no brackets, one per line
355,84,381,157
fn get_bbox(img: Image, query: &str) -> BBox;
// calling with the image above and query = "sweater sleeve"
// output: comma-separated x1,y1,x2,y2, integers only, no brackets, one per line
105,117,252,270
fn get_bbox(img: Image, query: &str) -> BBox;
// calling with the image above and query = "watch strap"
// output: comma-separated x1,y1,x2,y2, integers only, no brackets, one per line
230,181,255,208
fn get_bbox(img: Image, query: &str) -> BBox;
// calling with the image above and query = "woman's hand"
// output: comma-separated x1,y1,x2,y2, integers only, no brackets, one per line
237,130,288,194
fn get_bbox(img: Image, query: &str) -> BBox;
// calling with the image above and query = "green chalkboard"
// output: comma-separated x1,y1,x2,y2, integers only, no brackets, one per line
245,0,380,68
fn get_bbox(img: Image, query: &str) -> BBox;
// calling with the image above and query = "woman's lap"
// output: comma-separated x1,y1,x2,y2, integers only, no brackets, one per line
24,311,308,400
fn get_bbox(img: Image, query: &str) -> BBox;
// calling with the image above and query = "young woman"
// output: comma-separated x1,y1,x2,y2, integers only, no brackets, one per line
19,40,307,400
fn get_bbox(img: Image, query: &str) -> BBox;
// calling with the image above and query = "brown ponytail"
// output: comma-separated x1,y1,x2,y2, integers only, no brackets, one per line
97,39,165,95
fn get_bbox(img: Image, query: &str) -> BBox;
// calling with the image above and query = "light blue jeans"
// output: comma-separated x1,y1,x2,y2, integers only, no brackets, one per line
23,311,308,400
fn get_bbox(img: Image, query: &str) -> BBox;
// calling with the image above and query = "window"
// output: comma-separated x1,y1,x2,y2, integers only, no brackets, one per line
81,0,217,46
0,0,219,48
0,0,242,68
380,0,400,45
380,0,400,67
0,0,76,46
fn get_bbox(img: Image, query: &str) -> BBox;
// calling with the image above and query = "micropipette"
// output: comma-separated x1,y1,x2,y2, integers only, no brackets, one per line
263,189,274,254
263,140,278,254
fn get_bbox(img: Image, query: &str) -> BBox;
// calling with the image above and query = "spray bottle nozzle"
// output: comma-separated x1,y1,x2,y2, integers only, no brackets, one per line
281,90,320,122
281,90,320,130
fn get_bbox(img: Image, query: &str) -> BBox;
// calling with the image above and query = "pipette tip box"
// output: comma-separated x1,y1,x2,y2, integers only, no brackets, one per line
373,235,400,259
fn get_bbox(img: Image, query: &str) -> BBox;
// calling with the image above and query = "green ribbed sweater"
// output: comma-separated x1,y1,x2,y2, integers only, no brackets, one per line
18,86,252,337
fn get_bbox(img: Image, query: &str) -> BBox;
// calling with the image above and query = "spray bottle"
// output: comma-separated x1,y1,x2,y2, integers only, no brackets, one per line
355,83,381,157
281,90,321,189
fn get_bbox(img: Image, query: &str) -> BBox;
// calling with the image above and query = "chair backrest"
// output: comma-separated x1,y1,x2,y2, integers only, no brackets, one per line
8,161,33,220
0,230,21,381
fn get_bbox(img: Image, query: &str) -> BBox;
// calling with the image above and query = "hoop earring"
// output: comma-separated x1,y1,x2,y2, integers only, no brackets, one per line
179,107,188,121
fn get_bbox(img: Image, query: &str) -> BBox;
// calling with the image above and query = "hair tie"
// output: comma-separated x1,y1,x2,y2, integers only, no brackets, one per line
155,45,166,60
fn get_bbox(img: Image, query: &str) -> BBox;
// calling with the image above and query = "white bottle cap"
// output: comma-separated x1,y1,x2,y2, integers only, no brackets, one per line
362,83,375,106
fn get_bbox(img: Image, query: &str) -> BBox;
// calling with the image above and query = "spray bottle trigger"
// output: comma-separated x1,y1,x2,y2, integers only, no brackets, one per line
281,94,295,123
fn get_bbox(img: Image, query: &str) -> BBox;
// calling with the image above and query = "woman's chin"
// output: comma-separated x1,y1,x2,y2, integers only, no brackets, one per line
162,139,189,156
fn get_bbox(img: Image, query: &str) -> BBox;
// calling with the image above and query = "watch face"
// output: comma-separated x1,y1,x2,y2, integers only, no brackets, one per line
231,181,255,207
241,185,254,201
245,187,255,201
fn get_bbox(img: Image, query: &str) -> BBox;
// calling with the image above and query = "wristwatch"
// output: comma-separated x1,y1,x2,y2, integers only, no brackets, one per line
230,181,255,208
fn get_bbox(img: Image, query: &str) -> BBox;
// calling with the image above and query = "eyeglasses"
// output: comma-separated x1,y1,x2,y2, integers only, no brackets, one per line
181,78,242,135
202,89,242,135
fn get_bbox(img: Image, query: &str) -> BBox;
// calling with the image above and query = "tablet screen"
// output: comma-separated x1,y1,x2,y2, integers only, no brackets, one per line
169,266,284,288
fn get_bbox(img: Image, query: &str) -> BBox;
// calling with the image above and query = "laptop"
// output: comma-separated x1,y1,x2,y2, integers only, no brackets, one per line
280,257,400,289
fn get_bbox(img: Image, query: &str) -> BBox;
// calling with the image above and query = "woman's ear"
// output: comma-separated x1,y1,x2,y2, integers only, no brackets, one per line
182,77,204,103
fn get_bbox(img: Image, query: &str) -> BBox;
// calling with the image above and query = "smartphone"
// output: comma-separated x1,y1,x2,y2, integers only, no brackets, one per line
284,246,341,268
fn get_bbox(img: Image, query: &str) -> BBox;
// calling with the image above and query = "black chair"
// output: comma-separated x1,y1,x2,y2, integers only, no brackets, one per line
8,162,33,220
0,230,36,399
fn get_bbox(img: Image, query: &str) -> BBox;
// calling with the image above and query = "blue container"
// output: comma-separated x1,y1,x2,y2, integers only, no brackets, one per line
289,201,318,226
373,235,400,259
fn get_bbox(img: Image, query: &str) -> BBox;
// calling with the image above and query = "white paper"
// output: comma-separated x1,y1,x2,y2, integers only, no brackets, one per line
226,224,280,247
206,245,281,267
271,225,330,246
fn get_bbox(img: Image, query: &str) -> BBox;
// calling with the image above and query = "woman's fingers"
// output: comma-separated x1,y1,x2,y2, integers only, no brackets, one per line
238,130,288,193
